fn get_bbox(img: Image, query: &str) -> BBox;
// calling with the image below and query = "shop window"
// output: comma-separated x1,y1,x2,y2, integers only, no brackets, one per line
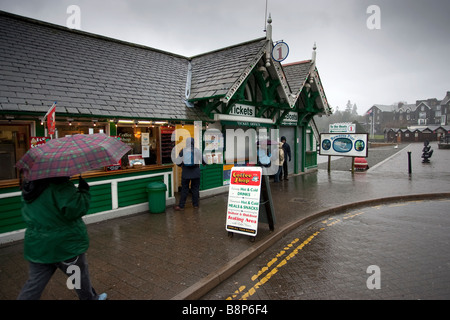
56,121,107,138
0,124,30,180
117,125,159,167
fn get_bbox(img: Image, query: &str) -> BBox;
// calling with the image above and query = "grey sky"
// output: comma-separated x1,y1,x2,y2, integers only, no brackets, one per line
1,0,449,115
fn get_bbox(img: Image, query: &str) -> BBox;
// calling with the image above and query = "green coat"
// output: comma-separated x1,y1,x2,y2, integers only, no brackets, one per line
21,179,91,264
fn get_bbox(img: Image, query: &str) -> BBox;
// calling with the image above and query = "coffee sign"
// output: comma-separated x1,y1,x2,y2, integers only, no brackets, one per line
226,166,262,236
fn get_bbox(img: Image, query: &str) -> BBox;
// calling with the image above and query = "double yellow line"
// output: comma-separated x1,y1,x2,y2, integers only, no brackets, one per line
227,209,370,300
227,230,321,300
226,199,447,300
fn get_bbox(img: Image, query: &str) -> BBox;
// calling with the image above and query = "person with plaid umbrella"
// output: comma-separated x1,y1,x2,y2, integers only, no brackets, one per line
17,174,107,300
15,134,130,299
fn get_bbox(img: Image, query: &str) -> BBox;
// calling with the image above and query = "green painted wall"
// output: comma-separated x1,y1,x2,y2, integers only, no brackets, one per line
200,164,223,190
0,169,172,234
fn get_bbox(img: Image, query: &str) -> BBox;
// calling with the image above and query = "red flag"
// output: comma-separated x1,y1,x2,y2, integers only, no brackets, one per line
46,102,57,135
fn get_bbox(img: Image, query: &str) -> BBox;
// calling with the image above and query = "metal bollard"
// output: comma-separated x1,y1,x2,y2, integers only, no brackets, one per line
407,151,412,174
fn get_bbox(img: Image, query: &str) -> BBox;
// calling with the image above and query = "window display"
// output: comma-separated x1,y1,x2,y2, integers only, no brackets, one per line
56,121,106,138
117,125,158,167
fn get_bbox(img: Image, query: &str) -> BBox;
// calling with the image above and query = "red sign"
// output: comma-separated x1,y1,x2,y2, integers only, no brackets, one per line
230,170,261,186
30,137,50,148
105,160,122,171
46,102,56,135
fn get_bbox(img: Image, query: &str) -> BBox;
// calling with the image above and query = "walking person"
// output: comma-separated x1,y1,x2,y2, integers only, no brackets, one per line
280,136,291,180
174,137,204,210
274,142,285,183
17,175,106,300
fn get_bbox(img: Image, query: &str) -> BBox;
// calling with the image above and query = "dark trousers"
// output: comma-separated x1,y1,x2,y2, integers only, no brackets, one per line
281,160,288,179
17,253,98,300
178,178,200,208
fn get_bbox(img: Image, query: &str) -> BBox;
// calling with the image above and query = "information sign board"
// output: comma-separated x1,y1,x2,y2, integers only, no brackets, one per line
320,133,368,157
226,166,262,236
329,123,355,133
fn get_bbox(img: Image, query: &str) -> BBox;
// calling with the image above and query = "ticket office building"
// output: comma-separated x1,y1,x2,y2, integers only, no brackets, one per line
0,11,330,239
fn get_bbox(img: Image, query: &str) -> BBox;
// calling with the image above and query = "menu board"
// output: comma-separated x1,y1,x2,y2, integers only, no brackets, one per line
226,166,262,236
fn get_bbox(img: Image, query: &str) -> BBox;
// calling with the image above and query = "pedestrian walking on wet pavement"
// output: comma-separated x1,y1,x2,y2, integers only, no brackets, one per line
274,142,285,182
174,137,205,210
280,136,291,180
17,175,107,300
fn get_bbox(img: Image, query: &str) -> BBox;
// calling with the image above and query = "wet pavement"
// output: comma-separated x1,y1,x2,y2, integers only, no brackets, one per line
0,141,449,300
203,199,450,300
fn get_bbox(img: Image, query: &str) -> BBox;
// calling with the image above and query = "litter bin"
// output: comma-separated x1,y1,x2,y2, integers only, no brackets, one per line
146,181,167,213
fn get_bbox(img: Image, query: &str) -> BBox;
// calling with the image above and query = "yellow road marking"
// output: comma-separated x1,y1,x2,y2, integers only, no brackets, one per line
229,230,321,300
225,200,438,300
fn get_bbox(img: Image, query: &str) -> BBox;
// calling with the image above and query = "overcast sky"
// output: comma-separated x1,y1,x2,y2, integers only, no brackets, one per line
1,0,449,115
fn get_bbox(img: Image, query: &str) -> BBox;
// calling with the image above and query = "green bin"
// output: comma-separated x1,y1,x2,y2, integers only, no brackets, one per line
146,182,167,213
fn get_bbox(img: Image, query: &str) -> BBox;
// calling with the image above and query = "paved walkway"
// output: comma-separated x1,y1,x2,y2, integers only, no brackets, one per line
0,142,449,300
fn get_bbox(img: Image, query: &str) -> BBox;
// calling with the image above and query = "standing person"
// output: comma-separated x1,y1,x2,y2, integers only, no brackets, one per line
174,137,204,210
274,142,285,183
17,175,106,300
280,136,291,180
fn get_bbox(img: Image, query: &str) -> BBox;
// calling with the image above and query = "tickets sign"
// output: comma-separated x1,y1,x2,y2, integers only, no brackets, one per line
226,166,262,236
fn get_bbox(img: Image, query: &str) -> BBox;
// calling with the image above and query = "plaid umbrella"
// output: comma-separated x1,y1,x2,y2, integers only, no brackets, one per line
16,134,131,181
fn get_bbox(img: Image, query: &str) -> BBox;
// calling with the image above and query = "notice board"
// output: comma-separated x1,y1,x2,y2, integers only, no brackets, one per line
319,133,368,158
226,166,262,236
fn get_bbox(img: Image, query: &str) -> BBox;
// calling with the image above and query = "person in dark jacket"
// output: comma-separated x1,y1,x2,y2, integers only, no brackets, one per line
17,176,106,300
280,136,291,180
174,137,205,210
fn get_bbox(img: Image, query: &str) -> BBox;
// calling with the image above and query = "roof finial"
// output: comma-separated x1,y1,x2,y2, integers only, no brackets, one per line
266,13,272,40
265,13,272,68
312,42,317,63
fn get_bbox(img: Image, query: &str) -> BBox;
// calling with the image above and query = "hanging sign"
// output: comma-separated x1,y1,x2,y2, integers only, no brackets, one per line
226,166,262,236
320,133,368,157
272,41,289,62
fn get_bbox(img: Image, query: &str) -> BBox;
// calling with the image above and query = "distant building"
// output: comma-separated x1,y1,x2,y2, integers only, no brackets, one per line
365,91,450,138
